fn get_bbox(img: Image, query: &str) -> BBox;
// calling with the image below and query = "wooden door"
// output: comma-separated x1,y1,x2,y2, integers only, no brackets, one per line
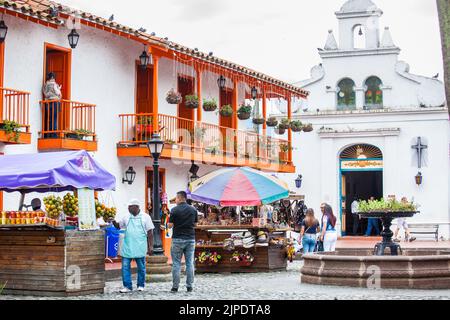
136,65,154,114
219,88,233,152
177,76,195,145
46,50,69,99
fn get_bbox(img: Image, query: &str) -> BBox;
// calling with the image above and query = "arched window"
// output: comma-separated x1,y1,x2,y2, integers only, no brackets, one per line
364,76,383,109
353,24,365,49
337,78,356,110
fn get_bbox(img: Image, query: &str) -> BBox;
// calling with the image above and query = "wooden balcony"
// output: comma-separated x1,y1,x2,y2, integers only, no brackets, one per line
0,87,31,144
38,100,97,151
117,113,294,173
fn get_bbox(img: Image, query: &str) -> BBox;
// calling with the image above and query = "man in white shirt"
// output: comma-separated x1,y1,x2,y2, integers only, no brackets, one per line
351,198,360,235
111,199,154,293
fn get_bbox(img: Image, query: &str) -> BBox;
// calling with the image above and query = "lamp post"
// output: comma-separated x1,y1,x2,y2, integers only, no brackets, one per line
67,22,80,49
147,133,164,255
122,166,136,185
139,46,153,70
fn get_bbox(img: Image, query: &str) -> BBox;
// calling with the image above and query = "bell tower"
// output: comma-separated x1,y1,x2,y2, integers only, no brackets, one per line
335,0,383,50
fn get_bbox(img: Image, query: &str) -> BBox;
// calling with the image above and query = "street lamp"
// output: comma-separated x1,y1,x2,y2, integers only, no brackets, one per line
415,172,422,186
139,46,153,70
217,75,226,89
67,25,80,49
189,162,200,183
122,166,136,185
147,133,165,255
295,174,302,189
251,86,258,100
0,20,8,43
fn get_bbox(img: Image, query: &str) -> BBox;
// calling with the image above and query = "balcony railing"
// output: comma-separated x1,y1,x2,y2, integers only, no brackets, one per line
0,87,31,144
118,113,291,166
39,99,96,140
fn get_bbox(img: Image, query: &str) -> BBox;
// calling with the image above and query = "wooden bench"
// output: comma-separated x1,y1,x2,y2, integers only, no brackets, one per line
408,223,439,241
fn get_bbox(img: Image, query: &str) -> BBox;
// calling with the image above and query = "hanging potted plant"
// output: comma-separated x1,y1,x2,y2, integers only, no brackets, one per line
278,118,291,130
237,104,252,120
252,115,265,126
220,104,233,117
203,98,217,112
290,120,303,132
166,88,182,104
185,94,199,109
274,125,286,135
266,117,278,127
302,123,313,132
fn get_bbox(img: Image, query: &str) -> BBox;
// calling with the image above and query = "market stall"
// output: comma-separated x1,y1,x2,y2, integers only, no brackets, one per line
188,167,294,273
0,150,116,296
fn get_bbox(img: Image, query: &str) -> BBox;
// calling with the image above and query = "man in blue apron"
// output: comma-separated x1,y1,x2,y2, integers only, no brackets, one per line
111,199,154,293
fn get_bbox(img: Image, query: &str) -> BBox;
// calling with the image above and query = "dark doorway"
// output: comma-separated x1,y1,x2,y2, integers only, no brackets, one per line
343,170,383,236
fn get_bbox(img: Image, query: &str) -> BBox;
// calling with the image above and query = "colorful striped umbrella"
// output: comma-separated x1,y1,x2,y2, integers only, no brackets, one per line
188,167,289,206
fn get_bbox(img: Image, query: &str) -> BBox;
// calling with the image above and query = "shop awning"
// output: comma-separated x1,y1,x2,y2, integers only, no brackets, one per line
0,150,116,193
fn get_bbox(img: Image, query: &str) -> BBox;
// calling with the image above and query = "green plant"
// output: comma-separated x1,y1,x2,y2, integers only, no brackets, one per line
185,94,199,108
203,98,217,111
279,118,291,129
196,250,222,264
266,117,278,127
252,115,265,125
357,198,418,213
0,281,7,295
166,89,182,104
220,104,233,117
137,116,153,125
205,145,220,155
302,123,313,132
165,139,176,145
73,129,93,140
237,104,252,114
1,120,21,142
290,120,303,132
279,143,291,153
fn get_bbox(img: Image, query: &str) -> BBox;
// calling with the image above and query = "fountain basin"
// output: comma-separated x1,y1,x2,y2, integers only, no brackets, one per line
300,248,450,289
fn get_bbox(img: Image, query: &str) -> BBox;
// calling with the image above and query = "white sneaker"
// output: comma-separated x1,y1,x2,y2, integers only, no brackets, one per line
120,287,132,293
137,287,145,292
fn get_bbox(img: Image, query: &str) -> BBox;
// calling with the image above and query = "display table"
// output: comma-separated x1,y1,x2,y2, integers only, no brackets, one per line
194,225,288,273
0,226,105,296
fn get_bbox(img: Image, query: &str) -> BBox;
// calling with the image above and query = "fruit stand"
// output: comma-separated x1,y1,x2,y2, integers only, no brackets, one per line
0,150,116,296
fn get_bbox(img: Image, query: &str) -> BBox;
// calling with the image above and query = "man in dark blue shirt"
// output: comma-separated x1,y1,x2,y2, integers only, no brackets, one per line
168,191,198,292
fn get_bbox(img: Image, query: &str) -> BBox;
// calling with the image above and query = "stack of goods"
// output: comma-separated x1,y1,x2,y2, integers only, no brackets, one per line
195,250,222,265
43,195,63,227
256,231,269,245
223,231,255,249
63,193,79,226
269,237,286,247
95,199,117,222
0,211,46,225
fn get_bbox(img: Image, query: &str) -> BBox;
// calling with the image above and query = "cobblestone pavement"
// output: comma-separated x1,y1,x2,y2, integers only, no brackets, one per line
1,261,450,300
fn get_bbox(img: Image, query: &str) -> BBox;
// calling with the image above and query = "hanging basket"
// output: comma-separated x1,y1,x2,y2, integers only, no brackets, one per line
203,101,217,112
302,124,313,132
166,90,182,104
290,121,303,132
185,100,199,109
266,118,278,127
237,112,251,120
220,105,233,117
274,127,286,135
278,121,291,130
252,118,265,125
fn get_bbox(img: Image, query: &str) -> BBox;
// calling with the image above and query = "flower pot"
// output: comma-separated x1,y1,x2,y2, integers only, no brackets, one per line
203,103,217,112
278,123,290,130
252,118,265,125
279,151,288,161
266,119,278,127
166,91,182,104
220,110,233,117
237,112,251,120
136,124,153,135
185,100,199,109
274,127,286,135
290,124,303,132
302,124,313,132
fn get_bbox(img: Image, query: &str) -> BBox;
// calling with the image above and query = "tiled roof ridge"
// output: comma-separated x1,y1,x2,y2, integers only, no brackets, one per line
1,0,309,97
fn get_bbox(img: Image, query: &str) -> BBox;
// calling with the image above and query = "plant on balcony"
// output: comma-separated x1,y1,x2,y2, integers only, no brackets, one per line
205,145,220,155
164,139,179,149
0,120,21,142
279,143,291,153
290,120,303,132
67,129,94,141
219,104,233,117
192,126,206,142
302,123,313,132
185,94,199,109
137,116,153,125
266,117,278,127
274,125,286,135
166,88,182,104
252,116,265,126
203,98,217,112
237,104,252,120
278,118,291,130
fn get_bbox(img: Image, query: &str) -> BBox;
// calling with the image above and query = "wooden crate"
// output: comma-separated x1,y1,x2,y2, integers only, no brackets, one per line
0,228,105,296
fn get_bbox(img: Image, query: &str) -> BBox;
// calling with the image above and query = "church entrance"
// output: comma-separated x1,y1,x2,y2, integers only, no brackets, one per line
339,144,383,236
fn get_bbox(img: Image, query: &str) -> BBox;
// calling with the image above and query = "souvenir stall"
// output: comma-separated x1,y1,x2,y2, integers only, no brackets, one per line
189,167,294,273
0,151,116,296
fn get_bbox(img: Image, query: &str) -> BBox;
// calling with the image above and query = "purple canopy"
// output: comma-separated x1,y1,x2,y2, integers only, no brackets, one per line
0,150,116,193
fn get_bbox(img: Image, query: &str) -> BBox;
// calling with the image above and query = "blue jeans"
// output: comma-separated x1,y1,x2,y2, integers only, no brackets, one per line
44,102,60,138
366,218,381,236
122,257,146,290
302,234,317,253
171,238,195,289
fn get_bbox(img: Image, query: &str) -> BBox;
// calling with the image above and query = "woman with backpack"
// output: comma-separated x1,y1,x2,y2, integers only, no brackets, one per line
319,203,338,252
299,208,320,253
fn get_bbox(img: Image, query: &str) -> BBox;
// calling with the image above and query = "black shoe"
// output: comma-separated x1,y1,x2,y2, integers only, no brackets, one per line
171,287,178,293
187,287,193,292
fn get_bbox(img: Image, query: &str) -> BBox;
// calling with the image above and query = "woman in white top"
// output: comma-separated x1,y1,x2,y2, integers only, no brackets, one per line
42,72,62,138
319,203,338,252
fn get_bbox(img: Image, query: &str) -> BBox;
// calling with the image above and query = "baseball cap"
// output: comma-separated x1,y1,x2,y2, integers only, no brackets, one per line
127,198,140,207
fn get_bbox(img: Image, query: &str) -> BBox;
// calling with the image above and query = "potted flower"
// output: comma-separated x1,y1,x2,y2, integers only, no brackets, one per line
203,98,217,112
252,116,265,125
195,250,222,265
302,123,313,132
205,145,220,155
274,125,286,135
266,117,278,127
229,251,255,266
220,104,233,117
164,139,178,150
0,120,21,142
136,116,153,137
278,118,291,130
185,94,199,109
279,143,290,161
290,120,303,132
237,104,252,120
166,88,182,104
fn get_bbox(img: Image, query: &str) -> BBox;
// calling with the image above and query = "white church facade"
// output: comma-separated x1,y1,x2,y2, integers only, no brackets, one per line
281,0,450,238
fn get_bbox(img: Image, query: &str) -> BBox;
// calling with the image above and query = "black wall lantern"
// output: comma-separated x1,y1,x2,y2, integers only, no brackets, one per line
139,46,152,69
0,20,8,43
251,86,258,100
67,25,80,49
122,166,136,185
415,172,422,186
189,162,200,182
295,174,303,189
217,75,226,90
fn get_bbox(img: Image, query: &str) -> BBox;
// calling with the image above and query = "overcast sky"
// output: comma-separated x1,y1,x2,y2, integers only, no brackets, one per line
58,0,444,84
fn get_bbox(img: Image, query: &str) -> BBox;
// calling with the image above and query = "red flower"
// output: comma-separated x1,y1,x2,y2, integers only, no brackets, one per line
376,90,382,95
366,90,372,95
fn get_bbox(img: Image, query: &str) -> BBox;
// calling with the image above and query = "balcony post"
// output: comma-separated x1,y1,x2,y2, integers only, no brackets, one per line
196,66,202,122
262,86,267,135
152,55,159,133
287,93,292,163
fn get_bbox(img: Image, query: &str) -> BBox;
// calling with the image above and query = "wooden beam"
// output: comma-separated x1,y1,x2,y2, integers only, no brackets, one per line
287,94,292,163
196,67,202,122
